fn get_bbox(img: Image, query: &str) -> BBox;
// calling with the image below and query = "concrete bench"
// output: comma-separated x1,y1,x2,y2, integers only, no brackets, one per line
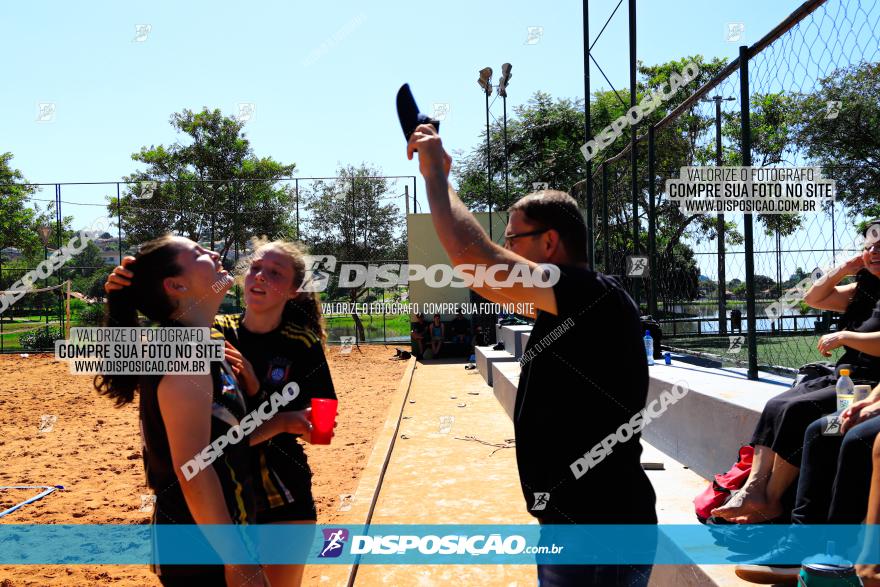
500,325,533,360
491,361,521,420
642,361,792,480
474,345,519,386
487,355,792,480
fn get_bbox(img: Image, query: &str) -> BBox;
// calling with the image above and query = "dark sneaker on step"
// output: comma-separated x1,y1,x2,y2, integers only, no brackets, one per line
735,535,804,584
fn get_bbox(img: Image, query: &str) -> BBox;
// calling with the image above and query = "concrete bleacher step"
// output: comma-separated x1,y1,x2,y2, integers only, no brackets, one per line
475,324,532,387
500,325,532,359
643,360,792,480
485,348,793,480
641,441,744,587
491,361,520,420
474,345,519,386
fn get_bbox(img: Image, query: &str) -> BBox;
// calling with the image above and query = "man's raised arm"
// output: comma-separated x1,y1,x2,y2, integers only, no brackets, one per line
406,124,557,316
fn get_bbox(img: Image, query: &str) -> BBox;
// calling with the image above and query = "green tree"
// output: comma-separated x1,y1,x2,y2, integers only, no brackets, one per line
0,154,74,321
753,274,777,295
0,153,45,261
794,62,880,218
111,108,298,261
303,164,406,340
454,55,731,303
68,242,114,299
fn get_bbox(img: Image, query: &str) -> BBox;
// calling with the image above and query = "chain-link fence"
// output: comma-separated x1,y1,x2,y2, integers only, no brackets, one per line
0,176,416,352
587,0,879,376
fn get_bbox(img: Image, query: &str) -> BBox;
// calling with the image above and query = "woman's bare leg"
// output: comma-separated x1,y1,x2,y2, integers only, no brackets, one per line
262,520,314,587
856,435,880,586
712,445,778,521
755,454,799,520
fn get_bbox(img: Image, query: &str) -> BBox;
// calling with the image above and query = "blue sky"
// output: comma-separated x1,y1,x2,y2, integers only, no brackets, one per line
1,0,804,231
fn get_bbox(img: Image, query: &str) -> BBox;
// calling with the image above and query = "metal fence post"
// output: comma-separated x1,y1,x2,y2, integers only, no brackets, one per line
116,183,123,265
629,0,639,307
715,97,728,336
647,125,657,316
55,183,64,336
602,163,610,273
583,0,594,268
739,45,759,380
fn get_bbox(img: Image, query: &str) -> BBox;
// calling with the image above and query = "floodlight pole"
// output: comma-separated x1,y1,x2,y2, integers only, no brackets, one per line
502,92,509,207
704,95,734,336
739,45,758,380
485,88,492,240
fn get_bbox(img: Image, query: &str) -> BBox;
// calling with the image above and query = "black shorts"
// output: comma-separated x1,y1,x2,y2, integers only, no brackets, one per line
253,437,318,522
159,566,225,585
256,494,317,523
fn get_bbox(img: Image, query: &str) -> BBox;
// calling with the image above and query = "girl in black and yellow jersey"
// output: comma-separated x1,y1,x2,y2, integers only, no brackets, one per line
96,235,284,587
107,237,336,587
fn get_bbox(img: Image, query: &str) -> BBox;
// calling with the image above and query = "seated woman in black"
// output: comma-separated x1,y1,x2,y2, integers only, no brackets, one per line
713,222,880,523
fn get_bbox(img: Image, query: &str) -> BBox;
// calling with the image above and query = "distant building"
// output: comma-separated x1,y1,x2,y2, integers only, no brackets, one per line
0,247,23,261
93,238,125,265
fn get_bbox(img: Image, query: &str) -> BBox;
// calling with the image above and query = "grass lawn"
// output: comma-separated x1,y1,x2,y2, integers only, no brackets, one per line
0,320,66,352
667,334,845,371
323,313,410,329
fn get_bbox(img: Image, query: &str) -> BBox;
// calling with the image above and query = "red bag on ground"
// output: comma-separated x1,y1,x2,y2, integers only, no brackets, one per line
694,445,754,522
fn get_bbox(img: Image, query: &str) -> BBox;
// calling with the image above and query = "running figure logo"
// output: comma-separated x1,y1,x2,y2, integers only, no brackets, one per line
524,26,544,45
726,22,745,43
133,24,152,43
626,255,649,278
318,528,349,558
340,336,356,355
825,100,842,120
531,492,550,511
136,181,157,200
139,494,157,513
300,255,337,292
337,494,353,512
36,103,56,123
727,335,745,354
822,415,843,436
38,415,58,433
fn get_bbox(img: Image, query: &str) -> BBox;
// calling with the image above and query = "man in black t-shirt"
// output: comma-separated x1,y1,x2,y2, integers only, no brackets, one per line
407,126,656,586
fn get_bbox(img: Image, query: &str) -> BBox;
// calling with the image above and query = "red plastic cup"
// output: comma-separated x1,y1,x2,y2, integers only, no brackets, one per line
310,398,337,445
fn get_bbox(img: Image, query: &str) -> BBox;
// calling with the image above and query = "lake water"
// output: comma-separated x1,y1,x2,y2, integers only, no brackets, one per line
661,302,824,336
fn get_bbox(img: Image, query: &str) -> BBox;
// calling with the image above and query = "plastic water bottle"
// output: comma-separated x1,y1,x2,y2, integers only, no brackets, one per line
836,368,854,412
644,330,655,366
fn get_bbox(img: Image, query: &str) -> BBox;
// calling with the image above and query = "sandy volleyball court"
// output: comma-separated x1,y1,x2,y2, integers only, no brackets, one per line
0,344,407,586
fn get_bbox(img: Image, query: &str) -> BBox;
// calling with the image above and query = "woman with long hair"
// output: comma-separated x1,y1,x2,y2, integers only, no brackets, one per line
108,236,335,587
97,235,287,586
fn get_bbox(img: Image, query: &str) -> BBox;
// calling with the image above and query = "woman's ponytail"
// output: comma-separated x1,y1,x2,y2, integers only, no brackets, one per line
93,287,140,405
93,235,183,405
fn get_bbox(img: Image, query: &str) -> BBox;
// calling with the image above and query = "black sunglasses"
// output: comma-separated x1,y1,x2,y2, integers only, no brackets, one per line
503,228,550,246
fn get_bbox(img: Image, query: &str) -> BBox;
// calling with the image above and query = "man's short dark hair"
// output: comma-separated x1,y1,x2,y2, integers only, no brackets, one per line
508,190,587,262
